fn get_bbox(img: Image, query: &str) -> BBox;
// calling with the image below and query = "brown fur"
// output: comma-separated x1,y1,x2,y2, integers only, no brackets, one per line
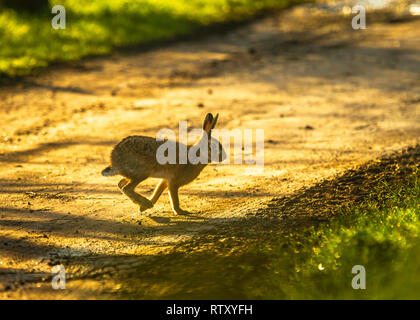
102,113,224,215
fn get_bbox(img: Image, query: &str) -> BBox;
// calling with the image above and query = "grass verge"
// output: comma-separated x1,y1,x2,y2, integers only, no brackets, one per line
0,0,306,77
259,165,420,299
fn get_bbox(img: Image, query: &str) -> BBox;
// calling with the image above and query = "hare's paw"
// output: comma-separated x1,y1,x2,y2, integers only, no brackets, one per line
174,209,192,215
138,205,151,213
139,200,153,213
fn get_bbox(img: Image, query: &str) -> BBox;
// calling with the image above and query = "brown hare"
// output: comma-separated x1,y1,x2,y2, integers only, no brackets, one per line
102,113,225,215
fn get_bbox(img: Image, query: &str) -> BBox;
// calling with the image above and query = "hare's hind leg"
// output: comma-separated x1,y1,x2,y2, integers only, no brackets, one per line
118,178,129,190
150,179,167,205
121,177,153,212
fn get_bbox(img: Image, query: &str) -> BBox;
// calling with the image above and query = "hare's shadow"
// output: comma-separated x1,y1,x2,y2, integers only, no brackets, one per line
148,216,172,224
146,211,206,224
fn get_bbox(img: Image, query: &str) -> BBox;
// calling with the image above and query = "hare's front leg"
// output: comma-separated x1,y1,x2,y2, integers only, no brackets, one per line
168,183,190,215
150,179,167,204
119,177,153,212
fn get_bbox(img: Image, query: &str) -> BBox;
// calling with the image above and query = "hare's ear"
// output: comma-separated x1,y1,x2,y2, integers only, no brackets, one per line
203,113,214,134
211,113,219,130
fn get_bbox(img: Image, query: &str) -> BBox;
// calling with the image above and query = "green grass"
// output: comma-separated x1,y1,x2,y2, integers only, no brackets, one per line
0,0,305,77
253,166,420,299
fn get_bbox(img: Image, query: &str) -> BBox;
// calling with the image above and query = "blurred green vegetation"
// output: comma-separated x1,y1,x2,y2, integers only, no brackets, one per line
255,167,420,299
0,0,305,77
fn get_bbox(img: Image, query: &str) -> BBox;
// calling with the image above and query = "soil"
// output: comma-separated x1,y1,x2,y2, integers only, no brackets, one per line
0,1,419,299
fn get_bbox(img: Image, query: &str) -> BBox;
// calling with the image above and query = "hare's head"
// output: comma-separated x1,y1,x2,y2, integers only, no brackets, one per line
202,113,226,163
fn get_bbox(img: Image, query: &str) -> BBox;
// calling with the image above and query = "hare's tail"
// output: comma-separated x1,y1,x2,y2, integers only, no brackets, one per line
101,166,118,176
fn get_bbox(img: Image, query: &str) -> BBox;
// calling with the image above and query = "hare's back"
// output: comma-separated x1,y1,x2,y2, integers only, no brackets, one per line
114,136,159,155
111,136,161,176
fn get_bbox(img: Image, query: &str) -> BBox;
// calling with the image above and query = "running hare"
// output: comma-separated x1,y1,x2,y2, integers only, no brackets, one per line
102,113,225,215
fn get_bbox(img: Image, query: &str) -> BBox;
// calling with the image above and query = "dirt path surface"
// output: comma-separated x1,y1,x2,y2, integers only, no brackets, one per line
1,2,419,298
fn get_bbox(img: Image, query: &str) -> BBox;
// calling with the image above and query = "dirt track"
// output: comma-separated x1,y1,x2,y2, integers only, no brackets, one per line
0,2,419,298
